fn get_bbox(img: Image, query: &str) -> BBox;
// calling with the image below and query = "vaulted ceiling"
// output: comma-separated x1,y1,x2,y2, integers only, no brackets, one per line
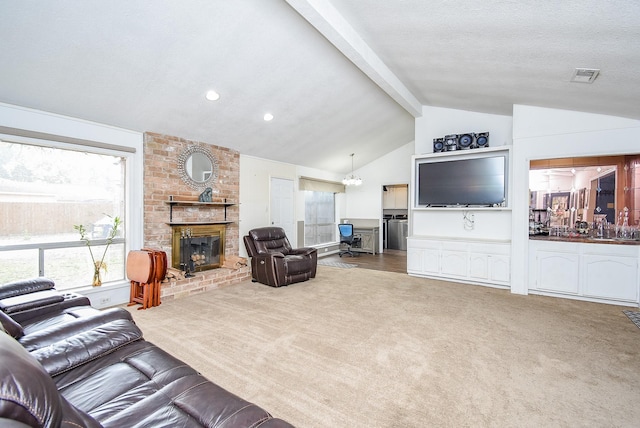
1,1,638,174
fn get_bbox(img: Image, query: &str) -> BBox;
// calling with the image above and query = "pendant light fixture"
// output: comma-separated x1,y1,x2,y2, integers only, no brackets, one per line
342,153,362,186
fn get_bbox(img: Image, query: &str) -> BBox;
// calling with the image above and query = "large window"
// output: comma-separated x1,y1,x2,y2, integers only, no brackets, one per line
0,138,127,289
304,191,336,246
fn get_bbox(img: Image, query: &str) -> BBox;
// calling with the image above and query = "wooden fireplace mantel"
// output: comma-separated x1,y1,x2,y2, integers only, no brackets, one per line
167,221,233,226
165,199,236,224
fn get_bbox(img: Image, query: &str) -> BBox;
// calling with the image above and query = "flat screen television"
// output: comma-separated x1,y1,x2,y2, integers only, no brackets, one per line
417,154,507,207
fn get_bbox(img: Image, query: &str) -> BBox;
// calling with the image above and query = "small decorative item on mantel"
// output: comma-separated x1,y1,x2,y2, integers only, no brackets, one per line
198,187,213,202
74,215,122,286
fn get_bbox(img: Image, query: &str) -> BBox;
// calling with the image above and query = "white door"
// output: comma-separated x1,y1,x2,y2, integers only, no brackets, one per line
270,177,295,241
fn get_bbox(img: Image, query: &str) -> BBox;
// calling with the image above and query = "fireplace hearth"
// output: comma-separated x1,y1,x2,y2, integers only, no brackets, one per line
171,225,226,273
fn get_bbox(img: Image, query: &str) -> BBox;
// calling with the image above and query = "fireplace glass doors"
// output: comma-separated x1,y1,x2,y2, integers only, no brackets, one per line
171,225,226,272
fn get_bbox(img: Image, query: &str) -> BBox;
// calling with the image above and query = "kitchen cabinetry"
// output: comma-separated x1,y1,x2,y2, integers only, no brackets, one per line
383,185,408,209
408,237,510,287
529,240,639,305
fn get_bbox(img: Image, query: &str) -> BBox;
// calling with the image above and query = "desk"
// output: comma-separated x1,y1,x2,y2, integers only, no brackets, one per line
353,227,380,254
340,219,380,255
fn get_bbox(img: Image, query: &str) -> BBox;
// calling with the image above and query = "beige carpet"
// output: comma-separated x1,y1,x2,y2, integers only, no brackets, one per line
126,266,640,428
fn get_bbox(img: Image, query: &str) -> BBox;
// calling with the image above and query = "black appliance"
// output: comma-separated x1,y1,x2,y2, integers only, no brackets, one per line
444,134,458,151
457,133,474,149
474,132,489,148
433,138,445,152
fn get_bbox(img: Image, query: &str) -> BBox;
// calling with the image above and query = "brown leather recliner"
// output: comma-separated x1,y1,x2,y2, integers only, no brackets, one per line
243,227,317,287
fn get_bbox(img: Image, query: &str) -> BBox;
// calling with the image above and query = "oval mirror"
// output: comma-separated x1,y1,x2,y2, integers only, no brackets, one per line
177,145,219,190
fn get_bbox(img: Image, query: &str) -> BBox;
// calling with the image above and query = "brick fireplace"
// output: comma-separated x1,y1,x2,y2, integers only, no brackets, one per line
143,132,250,300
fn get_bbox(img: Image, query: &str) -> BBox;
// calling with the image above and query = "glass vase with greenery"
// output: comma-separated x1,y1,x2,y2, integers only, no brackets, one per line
74,215,122,286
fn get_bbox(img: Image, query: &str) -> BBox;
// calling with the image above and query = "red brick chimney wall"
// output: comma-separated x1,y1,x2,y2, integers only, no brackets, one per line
143,132,249,300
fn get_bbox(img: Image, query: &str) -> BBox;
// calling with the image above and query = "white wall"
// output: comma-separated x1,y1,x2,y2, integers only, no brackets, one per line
415,106,513,155
239,155,297,256
341,141,414,251
344,141,414,219
239,155,345,257
511,105,640,294
412,106,514,241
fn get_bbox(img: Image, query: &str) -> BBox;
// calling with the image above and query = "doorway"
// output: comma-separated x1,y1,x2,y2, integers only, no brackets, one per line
382,184,409,250
270,177,295,240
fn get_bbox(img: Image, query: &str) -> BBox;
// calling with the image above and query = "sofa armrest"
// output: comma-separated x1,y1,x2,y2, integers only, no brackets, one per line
0,277,55,300
265,251,286,258
0,289,64,314
288,247,317,256
0,310,23,339
250,253,287,287
10,294,92,325
31,319,143,376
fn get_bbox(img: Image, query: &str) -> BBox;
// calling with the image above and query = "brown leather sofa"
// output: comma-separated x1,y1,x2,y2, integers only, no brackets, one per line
243,227,317,287
0,278,294,428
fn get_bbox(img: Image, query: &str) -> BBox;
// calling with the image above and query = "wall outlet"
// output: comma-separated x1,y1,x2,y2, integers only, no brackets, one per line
324,248,328,252
99,297,111,305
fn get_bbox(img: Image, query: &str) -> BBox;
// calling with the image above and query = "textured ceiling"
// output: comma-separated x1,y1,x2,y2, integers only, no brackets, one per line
328,0,640,119
0,1,638,174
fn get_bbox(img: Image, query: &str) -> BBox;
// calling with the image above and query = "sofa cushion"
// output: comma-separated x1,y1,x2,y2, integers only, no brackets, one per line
248,227,293,256
19,307,133,352
96,374,275,428
31,319,144,377
0,310,23,339
19,306,99,337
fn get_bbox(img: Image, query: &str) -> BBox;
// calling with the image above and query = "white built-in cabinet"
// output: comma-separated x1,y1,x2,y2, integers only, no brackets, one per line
383,185,408,209
408,237,510,287
528,240,639,305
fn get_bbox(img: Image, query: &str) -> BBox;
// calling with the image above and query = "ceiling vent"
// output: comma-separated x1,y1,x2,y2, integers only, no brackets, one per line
571,68,600,84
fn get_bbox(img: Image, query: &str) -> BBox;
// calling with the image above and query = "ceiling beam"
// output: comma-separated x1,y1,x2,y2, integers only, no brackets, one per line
286,0,423,118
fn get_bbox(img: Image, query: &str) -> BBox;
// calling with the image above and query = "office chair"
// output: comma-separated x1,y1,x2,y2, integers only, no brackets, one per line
338,223,361,257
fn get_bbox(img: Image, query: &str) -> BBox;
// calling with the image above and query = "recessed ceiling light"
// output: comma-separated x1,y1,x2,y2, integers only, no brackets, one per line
570,68,600,84
205,90,220,101
263,113,274,121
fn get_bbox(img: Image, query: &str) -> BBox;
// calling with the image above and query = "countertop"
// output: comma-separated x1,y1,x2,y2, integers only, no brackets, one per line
529,234,640,246
340,218,379,229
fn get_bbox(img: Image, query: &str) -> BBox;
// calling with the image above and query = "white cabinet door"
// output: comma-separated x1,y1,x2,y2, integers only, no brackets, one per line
383,188,394,209
469,253,489,281
489,255,510,284
535,251,580,294
583,255,638,301
441,250,468,277
422,248,440,274
407,239,440,275
407,247,440,274
470,253,510,284
395,186,408,209
384,186,409,209
407,248,423,273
